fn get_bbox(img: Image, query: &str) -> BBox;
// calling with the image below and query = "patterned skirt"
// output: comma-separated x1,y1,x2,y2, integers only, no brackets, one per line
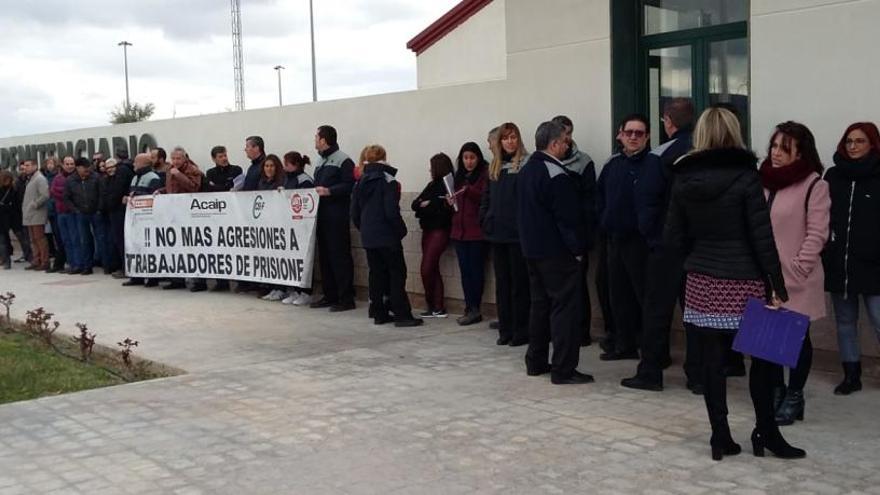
683,272,766,331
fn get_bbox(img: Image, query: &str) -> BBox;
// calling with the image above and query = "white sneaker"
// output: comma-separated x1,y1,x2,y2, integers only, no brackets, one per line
293,292,312,306
263,290,285,301
281,294,297,305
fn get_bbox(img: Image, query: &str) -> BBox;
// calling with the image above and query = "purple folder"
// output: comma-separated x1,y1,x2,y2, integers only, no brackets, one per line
733,298,809,368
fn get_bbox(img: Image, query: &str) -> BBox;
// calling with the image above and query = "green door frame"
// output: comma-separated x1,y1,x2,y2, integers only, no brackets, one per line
611,0,748,145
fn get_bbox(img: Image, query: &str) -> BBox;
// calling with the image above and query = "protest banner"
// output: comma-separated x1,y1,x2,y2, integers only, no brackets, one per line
124,190,319,287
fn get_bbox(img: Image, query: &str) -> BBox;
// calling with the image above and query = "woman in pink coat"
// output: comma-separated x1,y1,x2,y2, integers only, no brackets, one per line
760,122,830,427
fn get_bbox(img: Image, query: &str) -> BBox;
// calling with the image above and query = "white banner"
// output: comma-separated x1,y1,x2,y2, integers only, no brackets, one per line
124,190,319,287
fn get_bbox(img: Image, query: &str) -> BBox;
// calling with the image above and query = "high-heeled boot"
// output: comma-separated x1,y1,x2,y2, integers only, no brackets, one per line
775,389,804,426
751,427,806,459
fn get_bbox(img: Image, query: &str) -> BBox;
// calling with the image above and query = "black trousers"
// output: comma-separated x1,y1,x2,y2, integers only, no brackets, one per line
525,255,582,379
595,233,615,350
492,242,530,342
607,236,648,354
317,214,354,304
366,246,413,321
785,327,813,391
692,324,785,445
109,209,126,273
636,246,683,380
577,255,593,343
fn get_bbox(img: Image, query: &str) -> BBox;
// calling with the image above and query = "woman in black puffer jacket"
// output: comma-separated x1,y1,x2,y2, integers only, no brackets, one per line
666,106,803,462
822,122,880,395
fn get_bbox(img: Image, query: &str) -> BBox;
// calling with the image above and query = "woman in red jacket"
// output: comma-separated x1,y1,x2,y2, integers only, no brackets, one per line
450,142,489,325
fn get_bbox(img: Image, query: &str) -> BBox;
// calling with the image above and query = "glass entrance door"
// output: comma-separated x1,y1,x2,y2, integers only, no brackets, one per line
647,45,693,147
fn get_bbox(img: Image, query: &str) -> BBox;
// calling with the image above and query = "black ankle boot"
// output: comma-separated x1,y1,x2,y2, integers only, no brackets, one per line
834,362,862,395
775,389,804,426
751,428,806,459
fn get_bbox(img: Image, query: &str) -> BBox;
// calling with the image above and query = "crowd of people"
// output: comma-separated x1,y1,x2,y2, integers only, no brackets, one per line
2,110,879,462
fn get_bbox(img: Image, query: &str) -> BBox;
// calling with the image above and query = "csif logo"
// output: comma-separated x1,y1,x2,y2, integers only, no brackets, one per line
190,198,227,213
252,194,266,219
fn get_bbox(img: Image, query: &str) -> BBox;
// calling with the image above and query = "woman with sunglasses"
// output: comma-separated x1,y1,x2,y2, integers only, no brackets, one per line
823,122,880,395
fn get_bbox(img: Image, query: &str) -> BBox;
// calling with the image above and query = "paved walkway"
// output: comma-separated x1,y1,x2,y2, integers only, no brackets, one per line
1,269,878,494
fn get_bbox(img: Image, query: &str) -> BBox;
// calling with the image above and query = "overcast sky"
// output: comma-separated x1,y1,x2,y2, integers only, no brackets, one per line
0,0,460,138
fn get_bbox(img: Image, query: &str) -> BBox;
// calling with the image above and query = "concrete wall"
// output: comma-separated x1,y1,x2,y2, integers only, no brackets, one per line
416,0,507,90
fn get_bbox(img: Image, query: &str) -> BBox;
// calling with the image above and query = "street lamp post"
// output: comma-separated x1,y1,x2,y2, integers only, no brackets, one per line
118,41,133,109
274,65,285,107
309,0,317,102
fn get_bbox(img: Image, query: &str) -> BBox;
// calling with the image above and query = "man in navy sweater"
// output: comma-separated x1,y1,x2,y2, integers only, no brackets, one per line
518,121,593,385
623,98,696,392
596,113,658,362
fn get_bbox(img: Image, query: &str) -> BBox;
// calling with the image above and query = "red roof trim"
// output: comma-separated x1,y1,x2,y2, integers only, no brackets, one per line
407,0,493,55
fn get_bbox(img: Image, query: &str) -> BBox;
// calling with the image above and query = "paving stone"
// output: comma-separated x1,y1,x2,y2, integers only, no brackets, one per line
0,270,878,493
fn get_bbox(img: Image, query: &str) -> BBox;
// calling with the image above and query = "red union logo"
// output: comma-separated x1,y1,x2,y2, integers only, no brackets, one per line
130,197,154,209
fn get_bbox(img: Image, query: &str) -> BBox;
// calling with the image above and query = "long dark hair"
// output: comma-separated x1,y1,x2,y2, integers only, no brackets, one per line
767,121,824,174
261,153,284,187
429,153,454,181
455,142,487,185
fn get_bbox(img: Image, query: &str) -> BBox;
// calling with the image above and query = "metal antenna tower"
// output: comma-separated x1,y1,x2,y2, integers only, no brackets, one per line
231,0,245,111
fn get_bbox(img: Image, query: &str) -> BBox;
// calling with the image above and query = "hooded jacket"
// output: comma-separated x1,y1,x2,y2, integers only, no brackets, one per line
823,151,880,295
351,162,406,249
664,147,788,301
560,143,596,249
517,151,586,259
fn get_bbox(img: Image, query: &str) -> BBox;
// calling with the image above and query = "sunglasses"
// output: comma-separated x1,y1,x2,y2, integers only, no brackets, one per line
622,130,646,138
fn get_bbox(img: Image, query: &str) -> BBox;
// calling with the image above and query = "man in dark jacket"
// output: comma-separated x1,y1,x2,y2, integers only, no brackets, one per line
122,153,163,288
104,156,135,277
310,125,356,312
596,113,658,361
64,157,101,275
351,148,421,327
623,98,697,392
205,145,243,193
552,115,597,347
241,136,266,192
518,121,593,385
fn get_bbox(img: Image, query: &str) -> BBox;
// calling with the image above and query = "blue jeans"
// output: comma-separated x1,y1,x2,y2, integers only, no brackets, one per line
454,240,487,312
57,213,80,270
831,293,880,363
